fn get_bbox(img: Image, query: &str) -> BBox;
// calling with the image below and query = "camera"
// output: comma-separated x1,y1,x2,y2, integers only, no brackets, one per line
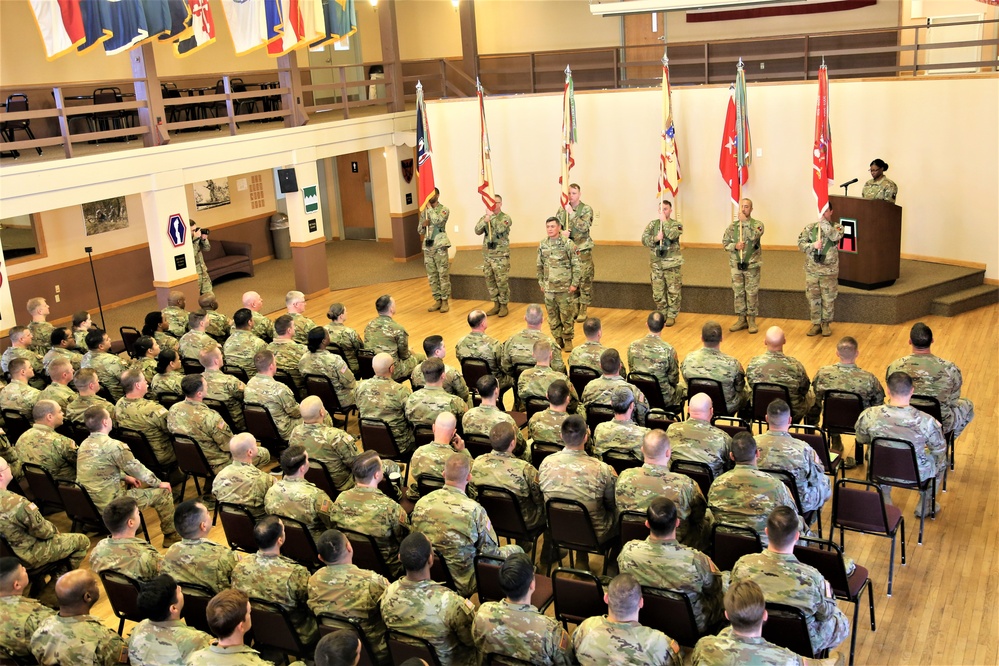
201,228,210,237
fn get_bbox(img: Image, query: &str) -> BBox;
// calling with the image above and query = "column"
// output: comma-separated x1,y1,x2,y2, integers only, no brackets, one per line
0,237,17,335
283,154,331,298
140,171,199,308
381,144,421,261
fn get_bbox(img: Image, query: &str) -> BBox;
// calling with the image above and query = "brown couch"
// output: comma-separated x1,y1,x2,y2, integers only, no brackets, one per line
202,240,254,281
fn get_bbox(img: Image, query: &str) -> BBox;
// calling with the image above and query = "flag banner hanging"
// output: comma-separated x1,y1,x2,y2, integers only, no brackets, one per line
559,66,577,209
311,0,357,47
812,63,834,214
416,81,437,211
734,60,752,175
719,86,747,205
220,0,274,55
658,56,681,199
477,80,498,213
29,0,86,60
175,0,215,57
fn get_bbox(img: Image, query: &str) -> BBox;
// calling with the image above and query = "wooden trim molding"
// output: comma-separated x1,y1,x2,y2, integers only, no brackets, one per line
205,211,278,232
4,213,48,266
152,276,198,289
290,237,326,248
9,243,149,279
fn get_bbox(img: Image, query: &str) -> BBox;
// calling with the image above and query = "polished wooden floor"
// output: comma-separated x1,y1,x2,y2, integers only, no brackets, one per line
59,276,995,665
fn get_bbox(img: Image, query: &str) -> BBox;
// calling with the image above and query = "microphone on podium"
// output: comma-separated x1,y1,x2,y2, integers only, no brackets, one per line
840,178,859,195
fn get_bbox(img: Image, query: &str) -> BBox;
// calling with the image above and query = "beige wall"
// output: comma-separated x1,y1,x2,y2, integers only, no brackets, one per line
397,0,462,60
476,1,620,54
183,169,277,228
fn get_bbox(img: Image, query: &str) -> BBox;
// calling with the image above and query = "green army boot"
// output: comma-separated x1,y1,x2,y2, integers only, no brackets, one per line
806,323,822,336
575,305,587,323
427,300,442,312
498,303,509,317
485,302,501,316
440,299,450,313
664,317,676,327
821,322,832,337
729,315,748,332
747,316,759,334
562,339,573,352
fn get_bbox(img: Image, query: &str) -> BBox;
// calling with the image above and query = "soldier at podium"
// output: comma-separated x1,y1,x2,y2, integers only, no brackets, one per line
797,208,844,338
862,158,898,202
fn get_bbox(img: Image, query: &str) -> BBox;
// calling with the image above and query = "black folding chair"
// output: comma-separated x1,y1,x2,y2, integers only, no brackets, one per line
710,523,762,571
387,630,443,666
869,436,935,543
545,498,615,575
100,570,143,635
317,613,378,666
569,366,600,400
830,479,904,596
305,373,357,428
762,602,828,658
218,503,258,553
751,383,792,432
551,567,607,629
248,597,318,660
670,459,715,498
478,485,546,556
687,377,731,417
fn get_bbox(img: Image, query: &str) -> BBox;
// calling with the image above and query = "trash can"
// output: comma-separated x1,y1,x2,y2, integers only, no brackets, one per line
269,213,291,260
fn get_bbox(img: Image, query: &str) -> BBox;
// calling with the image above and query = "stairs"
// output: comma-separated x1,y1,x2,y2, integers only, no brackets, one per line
930,284,999,317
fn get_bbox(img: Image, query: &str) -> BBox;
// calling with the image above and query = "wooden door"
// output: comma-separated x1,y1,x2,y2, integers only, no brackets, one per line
336,152,376,240
623,12,666,83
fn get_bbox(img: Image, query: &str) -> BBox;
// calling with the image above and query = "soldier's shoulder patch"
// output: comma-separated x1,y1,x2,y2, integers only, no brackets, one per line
27,502,39,512
558,630,570,650
669,639,680,654
320,499,332,513
464,598,475,610
216,421,226,430
118,645,129,663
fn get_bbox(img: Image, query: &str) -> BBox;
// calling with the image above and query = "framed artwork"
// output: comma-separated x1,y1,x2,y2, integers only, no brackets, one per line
83,197,128,236
194,178,231,210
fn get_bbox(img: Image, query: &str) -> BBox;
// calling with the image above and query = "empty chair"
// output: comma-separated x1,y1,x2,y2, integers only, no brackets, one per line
551,567,607,629
3,94,42,155
645,409,677,432
830,479,904,596
304,459,340,501
569,366,599,399
545,498,615,575
710,523,762,572
119,326,141,356
821,390,864,464
868,437,935,543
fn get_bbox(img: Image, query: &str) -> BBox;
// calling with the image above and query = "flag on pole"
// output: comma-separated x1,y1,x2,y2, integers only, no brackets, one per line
477,79,497,213
658,56,681,198
416,81,437,211
29,0,86,60
734,59,752,177
718,86,746,205
559,66,577,209
812,63,834,214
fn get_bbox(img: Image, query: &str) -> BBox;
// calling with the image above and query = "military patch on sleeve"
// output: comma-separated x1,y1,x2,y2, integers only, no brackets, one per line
464,599,475,610
320,499,331,513
28,502,39,511
216,421,226,430
558,630,570,650
118,645,130,663
669,639,680,654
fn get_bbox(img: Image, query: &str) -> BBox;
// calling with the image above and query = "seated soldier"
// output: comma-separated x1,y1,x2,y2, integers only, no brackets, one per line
0,357,41,419
212,433,275,519
222,308,267,377
163,499,239,594
37,357,76,411
290,396,360,493
0,326,43,377
628,312,684,410
300,327,356,411
456,309,513,402
142,311,179,354
407,412,471,501
88,496,164,581
150,349,184,397
501,304,567,378
167,374,239,474
285,290,317,345
115,368,179,478
268,314,308,392
411,335,470,402
581,349,650,426
756,399,830,517
315,630,361,666
404,358,468,429
264,445,335,540
161,291,189,338
518,340,580,414
528,379,573,447
746,326,817,425
353,352,415,455
42,327,83,374
0,557,57,661
568,316,618,376
363,295,425,382
186,589,269,665
592,387,649,461
25,297,55,355
241,291,276,342
199,343,247,431
81,328,125,401
681,321,750,417
323,302,364,376
471,421,545,536
245,349,303,441
15,399,77,482
665,393,732,477
178,311,214,362
132,335,160,383
64,368,115,428
198,292,232,342
127,573,213,665
72,310,94,350
462,374,527,458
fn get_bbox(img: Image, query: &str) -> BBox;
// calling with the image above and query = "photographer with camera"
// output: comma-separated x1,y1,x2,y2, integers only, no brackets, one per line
642,200,684,327
798,206,844,338
188,219,212,295
474,194,513,318
722,198,765,334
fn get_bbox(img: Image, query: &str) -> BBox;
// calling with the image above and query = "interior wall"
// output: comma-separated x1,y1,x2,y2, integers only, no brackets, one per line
183,169,277,229
475,1,620,54
397,0,462,59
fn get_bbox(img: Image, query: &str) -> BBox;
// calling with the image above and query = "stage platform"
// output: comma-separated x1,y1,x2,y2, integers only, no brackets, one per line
450,246,988,325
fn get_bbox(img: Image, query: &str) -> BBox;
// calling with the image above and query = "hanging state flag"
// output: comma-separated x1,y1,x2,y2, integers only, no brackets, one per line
559,66,577,209
29,0,86,60
311,0,356,47
267,0,322,56
416,81,437,211
102,0,149,55
658,56,681,199
77,0,114,54
734,59,752,177
175,0,215,56
812,63,834,214
220,0,272,55
477,79,497,213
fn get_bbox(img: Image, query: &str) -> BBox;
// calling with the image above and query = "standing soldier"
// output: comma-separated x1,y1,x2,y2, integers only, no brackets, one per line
642,200,684,327
723,198,765,334
797,206,844,337
537,217,580,352
419,187,452,313
475,194,513,318
555,183,594,322
189,219,213,295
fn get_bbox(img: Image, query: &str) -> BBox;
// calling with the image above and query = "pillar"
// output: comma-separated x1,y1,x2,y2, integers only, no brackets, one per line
459,0,479,83
382,144,421,261
378,0,405,113
0,237,17,336
140,172,200,308
283,154,331,298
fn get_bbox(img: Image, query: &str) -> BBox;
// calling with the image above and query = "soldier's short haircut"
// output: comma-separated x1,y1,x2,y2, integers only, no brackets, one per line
326,303,346,322
642,429,670,459
476,374,498,399
26,297,46,314
198,293,218,311
133,335,156,360
547,379,570,406
647,311,665,334
317,529,349,564
280,445,309,476
233,308,253,328
421,357,445,383
75,368,99,391
306,326,328,353
315,629,361,666
142,311,164,336
83,404,109,432
545,215,561,229
647,497,678,536
8,326,28,343
254,350,275,373
701,321,723,344
399,533,432,572
32,399,59,422
198,343,222,367
206,588,250,639
8,357,29,376
286,290,305,307
766,398,791,423
85,327,106,351
0,557,23,589
836,336,859,358
137,574,180,623
490,421,517,452
569,183,580,192
532,339,552,361
120,368,145,395
561,414,587,447
73,311,91,329
467,309,486,329
180,373,205,398
187,310,207,330
254,515,285,550
725,580,767,631
599,348,621,374
887,371,913,396
610,387,635,414
730,431,758,462
156,349,178,375
229,433,256,459
50,327,72,348
375,295,393,314
767,506,800,548
102,496,138,533
524,304,544,326
173,500,208,539
444,452,471,483
351,450,382,482
498,553,535,600
167,291,185,307
910,322,933,348
582,317,602,338
606,573,642,616
48,357,73,378
422,335,444,357
274,314,294,336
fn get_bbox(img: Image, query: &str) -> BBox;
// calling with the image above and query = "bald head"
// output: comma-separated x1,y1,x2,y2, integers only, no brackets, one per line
764,326,785,350
372,353,394,377
300,396,325,422
229,433,257,461
433,411,457,443
56,570,100,612
688,393,714,420
242,291,261,308
168,291,185,307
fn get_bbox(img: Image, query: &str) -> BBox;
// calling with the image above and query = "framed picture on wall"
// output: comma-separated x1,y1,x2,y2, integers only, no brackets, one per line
83,197,129,236
194,178,231,211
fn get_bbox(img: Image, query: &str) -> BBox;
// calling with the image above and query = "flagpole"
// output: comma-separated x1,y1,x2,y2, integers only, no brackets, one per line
477,76,493,244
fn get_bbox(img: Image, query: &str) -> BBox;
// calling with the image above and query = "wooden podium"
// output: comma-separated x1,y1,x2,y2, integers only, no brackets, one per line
830,195,902,290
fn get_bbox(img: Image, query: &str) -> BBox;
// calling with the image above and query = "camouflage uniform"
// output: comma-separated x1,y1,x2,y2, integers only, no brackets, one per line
706,463,798,545
380,577,477,666
457,330,512,394
404,386,468,429
330,485,410,579
203,367,247,431
231,552,317,644
593,419,648,461
30,614,128,666
308,562,390,664
629,335,684,408
300,350,357,409
861,176,898,202
0,382,41,419
539,449,617,541
163,537,240,593
813,362,885,410
151,371,184,397
618,536,724,632
0,594,56,659
288,423,358,491
692,626,804,666
245,375,302,441
681,347,750,416
0,432,21,480
127,618,212,666
471,450,545,530
407,441,472,501
161,306,188,338
616,462,713,551
363,315,424,381
167,399,238,473
537,235,580,346
88,536,163,580
756,431,830,514
132,355,157,383
474,210,513,305
529,408,571,446
42,346,83,373
572,615,681,666
115,396,175,466
154,331,179,353
38,382,77,411
28,322,55,355
411,362,469,403
0,489,89,569
324,323,364,375
64,394,115,428
203,310,231,341
212,460,275,518
77,433,177,535
73,329,89,350
265,477,334,539
722,217,765,317
462,405,527,459
666,418,732,477
518,366,580,415
268,339,308,391
642,216,684,319
555,201,595,308
82,350,126,400
502,329,566,375
178,330,214,361
354,376,414,454
222,329,266,377
187,644,273,665
289,313,317,345
797,217,844,326
419,202,452,301
746,350,816,424
472,599,573,666
887,354,975,437
0,347,43,376
192,235,212,294
568,340,615,376
732,549,850,651
249,310,275,342
581,376,650,426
